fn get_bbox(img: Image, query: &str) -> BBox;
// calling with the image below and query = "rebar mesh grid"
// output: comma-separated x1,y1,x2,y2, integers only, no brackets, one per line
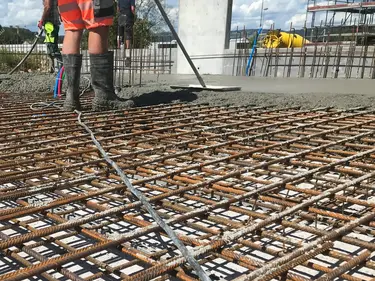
1,98,375,281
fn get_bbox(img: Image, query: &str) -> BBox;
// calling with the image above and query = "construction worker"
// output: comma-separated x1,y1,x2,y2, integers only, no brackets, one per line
58,0,134,111
117,0,135,67
117,0,135,48
39,0,63,72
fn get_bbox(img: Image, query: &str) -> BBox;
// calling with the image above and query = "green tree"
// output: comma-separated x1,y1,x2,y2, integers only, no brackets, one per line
0,26,35,44
248,35,255,47
132,19,153,48
81,30,89,50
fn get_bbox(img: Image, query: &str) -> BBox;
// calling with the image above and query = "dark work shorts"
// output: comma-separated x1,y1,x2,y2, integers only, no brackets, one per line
118,13,134,41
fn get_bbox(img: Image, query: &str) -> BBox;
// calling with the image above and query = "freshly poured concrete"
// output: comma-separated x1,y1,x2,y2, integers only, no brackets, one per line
2,73,375,109
147,74,375,95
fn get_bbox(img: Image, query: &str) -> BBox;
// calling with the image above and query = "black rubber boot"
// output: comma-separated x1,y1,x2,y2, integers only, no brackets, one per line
62,54,82,111
90,51,135,111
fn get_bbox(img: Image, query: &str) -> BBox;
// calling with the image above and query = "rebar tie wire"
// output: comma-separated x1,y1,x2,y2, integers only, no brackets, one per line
75,110,213,281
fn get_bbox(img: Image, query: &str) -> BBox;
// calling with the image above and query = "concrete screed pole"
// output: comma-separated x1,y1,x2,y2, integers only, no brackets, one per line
153,0,207,88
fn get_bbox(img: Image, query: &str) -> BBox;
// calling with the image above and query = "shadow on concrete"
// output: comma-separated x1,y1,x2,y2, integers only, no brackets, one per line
132,90,198,106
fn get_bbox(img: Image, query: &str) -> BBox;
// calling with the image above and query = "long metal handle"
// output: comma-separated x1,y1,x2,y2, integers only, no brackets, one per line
153,0,207,88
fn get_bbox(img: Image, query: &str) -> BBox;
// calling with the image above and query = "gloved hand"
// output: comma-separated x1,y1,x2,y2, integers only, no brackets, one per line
38,20,44,30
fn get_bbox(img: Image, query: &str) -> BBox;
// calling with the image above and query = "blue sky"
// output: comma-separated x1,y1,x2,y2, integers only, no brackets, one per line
0,0,312,33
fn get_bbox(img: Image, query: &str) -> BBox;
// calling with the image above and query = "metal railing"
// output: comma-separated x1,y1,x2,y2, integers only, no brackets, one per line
228,23,375,79
0,29,176,82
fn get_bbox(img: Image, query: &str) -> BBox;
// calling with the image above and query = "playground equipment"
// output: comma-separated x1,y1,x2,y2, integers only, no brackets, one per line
262,29,310,48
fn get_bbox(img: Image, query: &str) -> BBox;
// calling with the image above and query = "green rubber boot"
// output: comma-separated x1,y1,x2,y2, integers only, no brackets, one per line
62,54,82,111
90,51,135,111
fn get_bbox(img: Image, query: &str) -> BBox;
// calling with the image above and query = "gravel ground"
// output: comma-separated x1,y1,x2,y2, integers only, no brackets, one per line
1,73,375,109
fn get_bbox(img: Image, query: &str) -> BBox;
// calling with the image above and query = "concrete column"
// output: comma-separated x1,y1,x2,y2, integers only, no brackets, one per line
177,0,233,75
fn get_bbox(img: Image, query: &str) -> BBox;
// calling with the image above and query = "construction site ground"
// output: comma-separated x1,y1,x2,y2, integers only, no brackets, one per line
1,73,375,281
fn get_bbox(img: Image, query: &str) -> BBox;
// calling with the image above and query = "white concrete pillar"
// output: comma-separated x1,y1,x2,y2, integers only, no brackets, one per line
176,0,233,75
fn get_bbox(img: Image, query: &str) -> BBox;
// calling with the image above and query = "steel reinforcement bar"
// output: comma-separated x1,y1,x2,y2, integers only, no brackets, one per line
0,99,375,281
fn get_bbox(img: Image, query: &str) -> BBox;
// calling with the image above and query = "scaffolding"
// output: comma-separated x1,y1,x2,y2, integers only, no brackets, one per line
306,0,375,43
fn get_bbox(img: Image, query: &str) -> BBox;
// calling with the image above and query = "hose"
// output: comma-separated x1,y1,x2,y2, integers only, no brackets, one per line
57,66,64,98
30,76,91,111
8,28,44,75
53,67,62,98
246,27,263,76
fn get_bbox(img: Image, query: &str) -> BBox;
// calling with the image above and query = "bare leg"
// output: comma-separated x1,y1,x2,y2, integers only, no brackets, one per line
125,25,132,50
124,39,131,67
62,30,83,54
88,26,109,54
126,39,131,49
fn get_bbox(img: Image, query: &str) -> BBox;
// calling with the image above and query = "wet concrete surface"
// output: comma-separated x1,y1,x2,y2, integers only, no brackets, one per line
147,74,375,95
119,74,375,109
1,73,375,109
